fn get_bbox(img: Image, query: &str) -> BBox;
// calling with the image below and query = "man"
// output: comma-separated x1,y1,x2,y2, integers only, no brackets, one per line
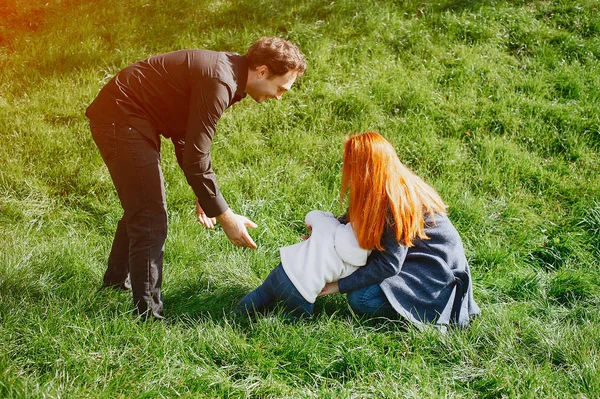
86,37,306,319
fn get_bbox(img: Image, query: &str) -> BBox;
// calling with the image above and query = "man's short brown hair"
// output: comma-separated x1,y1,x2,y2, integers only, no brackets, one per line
245,37,307,77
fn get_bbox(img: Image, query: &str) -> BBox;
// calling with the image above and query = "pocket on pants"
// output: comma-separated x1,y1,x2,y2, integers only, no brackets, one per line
124,126,161,168
91,122,118,162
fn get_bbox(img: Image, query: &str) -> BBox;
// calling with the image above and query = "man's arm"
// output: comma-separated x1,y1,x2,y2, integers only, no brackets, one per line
216,209,257,249
173,132,217,229
182,77,230,217
182,77,257,248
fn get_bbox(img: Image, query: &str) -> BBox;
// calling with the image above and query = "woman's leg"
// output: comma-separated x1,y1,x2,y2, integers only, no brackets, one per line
347,284,395,317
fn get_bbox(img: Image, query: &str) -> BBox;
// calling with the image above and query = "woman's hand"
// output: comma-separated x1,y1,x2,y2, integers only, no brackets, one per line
196,198,216,229
318,282,339,296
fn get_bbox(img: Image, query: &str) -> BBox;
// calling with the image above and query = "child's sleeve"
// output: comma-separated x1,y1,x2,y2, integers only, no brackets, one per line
334,223,371,266
305,210,335,229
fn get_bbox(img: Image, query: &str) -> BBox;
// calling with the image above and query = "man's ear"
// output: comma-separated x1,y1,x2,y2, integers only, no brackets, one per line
255,65,269,78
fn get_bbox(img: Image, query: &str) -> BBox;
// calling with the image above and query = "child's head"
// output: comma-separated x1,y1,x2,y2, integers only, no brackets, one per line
340,132,446,249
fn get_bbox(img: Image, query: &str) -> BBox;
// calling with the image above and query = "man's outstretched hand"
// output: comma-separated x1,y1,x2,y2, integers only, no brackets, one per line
196,198,216,229
216,208,258,249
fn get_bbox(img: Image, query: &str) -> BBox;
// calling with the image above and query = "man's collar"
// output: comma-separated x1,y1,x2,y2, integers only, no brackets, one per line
233,54,248,100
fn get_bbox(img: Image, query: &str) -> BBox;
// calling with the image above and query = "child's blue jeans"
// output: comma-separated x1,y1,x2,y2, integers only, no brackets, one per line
236,263,314,318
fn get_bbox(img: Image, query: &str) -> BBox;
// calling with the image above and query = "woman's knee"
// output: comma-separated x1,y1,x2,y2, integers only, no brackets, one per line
347,289,371,314
347,284,390,315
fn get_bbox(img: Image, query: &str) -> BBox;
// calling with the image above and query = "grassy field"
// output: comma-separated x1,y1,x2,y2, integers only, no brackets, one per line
1,0,599,397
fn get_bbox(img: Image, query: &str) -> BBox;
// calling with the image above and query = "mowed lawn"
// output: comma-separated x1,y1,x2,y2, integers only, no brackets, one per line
1,0,599,398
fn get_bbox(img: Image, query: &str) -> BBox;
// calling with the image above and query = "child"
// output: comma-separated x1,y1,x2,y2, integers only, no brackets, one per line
236,210,371,318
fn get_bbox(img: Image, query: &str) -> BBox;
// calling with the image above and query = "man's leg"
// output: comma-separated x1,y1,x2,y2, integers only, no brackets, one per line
91,122,130,290
91,122,166,319
102,218,131,289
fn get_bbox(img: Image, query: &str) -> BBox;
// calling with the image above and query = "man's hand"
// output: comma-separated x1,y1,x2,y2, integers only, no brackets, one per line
196,198,216,229
318,282,339,297
216,208,258,249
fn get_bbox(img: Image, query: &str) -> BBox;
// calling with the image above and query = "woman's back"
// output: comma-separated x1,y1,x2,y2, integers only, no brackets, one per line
379,214,480,327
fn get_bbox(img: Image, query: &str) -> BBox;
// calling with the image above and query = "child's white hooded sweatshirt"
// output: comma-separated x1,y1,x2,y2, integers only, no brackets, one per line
280,210,371,303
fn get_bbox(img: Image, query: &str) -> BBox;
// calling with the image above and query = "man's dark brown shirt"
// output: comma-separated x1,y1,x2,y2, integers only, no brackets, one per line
86,49,248,217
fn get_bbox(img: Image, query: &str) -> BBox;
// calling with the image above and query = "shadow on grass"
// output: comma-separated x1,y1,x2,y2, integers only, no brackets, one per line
164,273,347,321
163,276,412,334
165,280,249,321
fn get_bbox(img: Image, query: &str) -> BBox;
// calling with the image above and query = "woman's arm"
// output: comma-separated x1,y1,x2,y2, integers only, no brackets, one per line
336,231,408,293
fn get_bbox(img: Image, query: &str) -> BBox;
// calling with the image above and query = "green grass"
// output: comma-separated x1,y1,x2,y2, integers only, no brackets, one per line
1,0,599,397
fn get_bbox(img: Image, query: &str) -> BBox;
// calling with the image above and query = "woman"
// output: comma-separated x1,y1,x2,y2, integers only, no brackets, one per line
319,132,480,329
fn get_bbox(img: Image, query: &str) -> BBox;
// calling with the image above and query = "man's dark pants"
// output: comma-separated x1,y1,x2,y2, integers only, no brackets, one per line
90,121,166,319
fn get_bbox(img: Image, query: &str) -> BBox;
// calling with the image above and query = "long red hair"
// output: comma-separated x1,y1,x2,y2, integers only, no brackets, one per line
340,132,447,250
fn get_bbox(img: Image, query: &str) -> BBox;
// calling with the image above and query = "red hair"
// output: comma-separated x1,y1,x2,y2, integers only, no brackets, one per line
340,132,447,250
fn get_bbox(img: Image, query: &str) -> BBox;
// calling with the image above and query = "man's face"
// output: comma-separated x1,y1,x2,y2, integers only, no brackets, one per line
246,67,298,103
